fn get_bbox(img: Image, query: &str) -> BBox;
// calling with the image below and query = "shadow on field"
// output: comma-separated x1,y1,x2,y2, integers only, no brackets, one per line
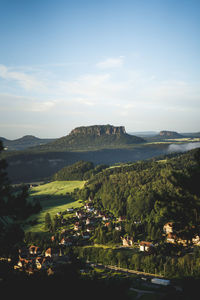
30,193,79,209
25,193,83,234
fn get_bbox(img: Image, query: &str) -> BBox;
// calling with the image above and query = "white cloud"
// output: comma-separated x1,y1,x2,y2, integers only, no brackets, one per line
58,73,111,97
29,101,56,112
139,79,200,109
0,64,45,91
0,93,56,113
96,57,124,69
0,58,199,136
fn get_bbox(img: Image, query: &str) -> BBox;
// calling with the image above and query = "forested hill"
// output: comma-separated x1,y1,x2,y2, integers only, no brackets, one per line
0,135,55,151
38,125,145,151
78,148,200,240
52,160,108,181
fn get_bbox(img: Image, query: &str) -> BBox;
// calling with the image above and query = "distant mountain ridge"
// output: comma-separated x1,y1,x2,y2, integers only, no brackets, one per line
0,135,55,151
39,124,145,151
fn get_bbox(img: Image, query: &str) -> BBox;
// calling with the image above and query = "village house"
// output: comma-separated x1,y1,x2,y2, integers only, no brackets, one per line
74,221,82,231
104,222,110,228
59,237,72,246
67,208,74,212
84,202,94,212
166,232,191,246
16,257,32,269
35,257,52,270
121,236,133,247
115,225,122,231
29,245,41,256
139,241,154,252
15,257,36,275
15,243,70,275
86,217,91,225
102,214,109,221
76,210,86,219
192,235,200,245
163,222,173,234
177,236,188,246
166,233,177,244
45,248,52,257
96,211,104,218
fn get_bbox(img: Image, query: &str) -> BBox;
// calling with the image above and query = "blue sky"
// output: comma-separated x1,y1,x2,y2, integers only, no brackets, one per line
0,0,199,138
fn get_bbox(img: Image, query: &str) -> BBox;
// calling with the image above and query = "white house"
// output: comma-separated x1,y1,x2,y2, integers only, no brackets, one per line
139,241,154,252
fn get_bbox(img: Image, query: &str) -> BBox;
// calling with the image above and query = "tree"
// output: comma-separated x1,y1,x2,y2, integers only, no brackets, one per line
0,141,27,256
44,213,52,231
112,230,121,243
0,142,10,216
52,214,61,232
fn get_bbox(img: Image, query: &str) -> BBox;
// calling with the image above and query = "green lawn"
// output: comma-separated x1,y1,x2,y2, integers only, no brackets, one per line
30,180,85,198
24,180,85,233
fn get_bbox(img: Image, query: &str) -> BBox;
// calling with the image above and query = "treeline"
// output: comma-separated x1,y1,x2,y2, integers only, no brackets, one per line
77,148,200,242
53,160,108,181
0,141,41,256
76,245,200,278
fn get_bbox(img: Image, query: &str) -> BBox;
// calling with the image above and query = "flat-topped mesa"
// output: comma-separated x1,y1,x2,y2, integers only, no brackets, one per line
159,130,183,138
38,124,145,151
69,125,126,136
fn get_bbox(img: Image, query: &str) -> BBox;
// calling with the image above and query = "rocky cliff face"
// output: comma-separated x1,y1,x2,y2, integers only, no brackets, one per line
69,125,126,136
159,131,182,138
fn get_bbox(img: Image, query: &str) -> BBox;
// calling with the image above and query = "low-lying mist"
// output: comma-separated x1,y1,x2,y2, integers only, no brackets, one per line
168,142,200,153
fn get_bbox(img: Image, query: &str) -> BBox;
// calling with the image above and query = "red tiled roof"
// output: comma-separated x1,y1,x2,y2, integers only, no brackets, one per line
140,241,153,246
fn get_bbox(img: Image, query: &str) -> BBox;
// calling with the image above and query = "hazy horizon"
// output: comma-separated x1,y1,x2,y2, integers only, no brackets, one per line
1,125,200,140
0,0,199,139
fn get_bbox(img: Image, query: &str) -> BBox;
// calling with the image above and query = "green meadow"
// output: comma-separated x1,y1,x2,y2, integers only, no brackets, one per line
25,180,85,233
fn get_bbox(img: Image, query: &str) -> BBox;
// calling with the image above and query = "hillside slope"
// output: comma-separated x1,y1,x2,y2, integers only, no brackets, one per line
79,147,200,238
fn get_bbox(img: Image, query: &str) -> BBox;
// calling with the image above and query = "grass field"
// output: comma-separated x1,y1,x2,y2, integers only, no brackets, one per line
25,180,85,233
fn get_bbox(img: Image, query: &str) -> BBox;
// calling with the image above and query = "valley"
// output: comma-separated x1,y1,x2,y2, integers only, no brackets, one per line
1,126,200,299
1,125,200,184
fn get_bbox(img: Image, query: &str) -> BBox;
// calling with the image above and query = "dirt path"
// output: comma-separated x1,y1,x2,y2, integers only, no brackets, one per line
104,264,164,278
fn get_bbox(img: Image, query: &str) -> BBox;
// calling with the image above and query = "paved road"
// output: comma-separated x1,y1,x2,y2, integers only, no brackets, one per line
95,263,164,278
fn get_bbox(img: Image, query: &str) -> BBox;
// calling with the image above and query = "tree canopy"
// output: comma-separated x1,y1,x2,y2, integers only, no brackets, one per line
78,148,200,241
0,141,41,256
53,160,108,181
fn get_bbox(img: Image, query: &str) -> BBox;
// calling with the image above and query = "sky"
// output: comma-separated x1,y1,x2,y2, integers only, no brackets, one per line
0,0,200,139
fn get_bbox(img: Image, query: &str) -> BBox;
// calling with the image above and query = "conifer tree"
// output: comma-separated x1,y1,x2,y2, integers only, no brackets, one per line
44,212,52,231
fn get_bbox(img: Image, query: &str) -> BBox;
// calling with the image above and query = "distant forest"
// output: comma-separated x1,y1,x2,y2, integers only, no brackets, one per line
53,160,108,181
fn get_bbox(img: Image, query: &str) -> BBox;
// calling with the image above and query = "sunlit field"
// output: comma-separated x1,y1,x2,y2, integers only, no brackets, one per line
25,181,85,232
